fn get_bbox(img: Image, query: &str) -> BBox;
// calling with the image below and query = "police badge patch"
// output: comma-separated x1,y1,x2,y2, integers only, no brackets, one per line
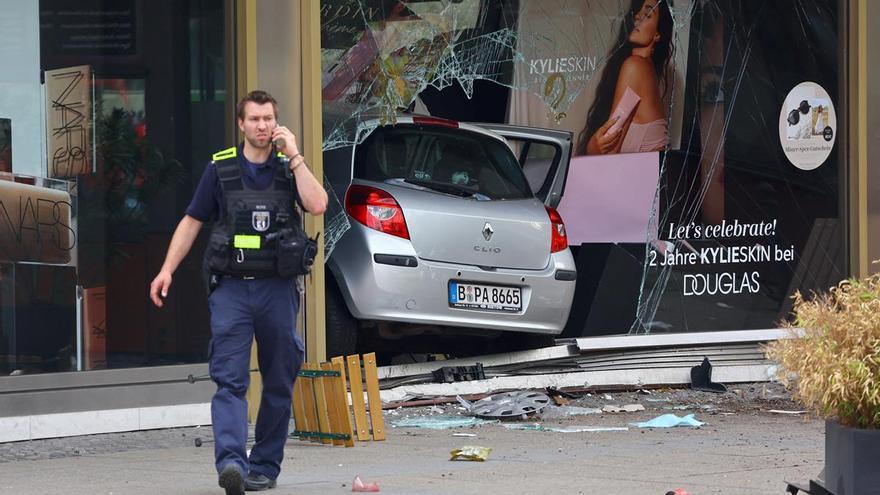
252,211,270,232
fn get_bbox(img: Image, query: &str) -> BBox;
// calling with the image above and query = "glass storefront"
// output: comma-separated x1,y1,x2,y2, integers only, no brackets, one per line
320,0,848,340
1,0,231,375
629,1,845,335
0,0,867,383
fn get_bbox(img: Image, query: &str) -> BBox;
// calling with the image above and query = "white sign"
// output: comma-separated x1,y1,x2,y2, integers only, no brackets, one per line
778,81,836,171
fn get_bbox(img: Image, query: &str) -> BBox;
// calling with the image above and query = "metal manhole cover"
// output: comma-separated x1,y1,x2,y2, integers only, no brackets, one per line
471,391,551,418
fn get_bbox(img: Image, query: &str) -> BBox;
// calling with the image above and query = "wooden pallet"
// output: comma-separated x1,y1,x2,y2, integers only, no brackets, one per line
290,352,385,447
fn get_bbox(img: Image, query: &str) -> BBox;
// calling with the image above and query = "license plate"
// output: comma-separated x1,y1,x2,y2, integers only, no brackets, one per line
448,281,521,312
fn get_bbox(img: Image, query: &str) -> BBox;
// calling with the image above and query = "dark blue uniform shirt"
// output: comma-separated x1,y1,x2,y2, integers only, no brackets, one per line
186,144,301,222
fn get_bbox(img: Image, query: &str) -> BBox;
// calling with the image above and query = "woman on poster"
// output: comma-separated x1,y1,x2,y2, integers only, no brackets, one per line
577,0,674,155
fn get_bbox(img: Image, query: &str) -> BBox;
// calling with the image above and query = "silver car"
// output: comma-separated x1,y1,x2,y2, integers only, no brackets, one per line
324,116,576,356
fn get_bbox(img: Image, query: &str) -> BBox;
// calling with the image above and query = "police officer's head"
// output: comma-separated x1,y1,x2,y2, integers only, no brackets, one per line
237,90,279,150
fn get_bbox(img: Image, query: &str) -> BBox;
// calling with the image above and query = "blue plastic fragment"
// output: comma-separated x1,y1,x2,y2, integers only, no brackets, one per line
630,413,705,428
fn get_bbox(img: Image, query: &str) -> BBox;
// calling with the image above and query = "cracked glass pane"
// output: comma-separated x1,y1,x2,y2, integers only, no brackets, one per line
323,175,351,258
320,0,845,336
321,0,518,149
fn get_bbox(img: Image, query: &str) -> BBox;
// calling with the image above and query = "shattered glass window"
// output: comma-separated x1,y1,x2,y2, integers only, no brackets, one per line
320,0,845,335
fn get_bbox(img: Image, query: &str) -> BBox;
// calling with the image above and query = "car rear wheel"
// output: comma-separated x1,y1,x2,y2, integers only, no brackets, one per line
325,276,358,359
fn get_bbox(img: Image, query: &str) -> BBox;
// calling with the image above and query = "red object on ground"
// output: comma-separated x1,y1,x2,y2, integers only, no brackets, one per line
352,475,380,492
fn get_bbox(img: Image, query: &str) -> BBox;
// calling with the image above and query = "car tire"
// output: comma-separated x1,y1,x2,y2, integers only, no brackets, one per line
325,276,358,359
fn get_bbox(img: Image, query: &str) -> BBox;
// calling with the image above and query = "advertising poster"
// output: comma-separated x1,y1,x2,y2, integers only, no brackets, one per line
45,65,92,178
778,81,837,171
502,1,843,336
509,0,692,244
509,0,691,151
0,178,75,265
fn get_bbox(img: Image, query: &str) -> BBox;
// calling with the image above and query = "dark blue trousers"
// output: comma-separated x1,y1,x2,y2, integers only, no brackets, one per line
208,277,305,480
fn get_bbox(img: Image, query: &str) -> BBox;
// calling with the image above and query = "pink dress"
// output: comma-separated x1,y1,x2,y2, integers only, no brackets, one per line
620,118,669,153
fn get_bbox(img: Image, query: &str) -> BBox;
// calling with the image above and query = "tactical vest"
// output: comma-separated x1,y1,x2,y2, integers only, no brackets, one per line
203,147,299,278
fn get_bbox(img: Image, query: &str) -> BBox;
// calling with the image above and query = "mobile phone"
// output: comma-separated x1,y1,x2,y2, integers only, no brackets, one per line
271,126,293,178
272,124,286,150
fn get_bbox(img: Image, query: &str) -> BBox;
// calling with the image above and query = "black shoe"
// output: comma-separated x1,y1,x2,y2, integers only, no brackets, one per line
244,472,277,491
218,464,245,495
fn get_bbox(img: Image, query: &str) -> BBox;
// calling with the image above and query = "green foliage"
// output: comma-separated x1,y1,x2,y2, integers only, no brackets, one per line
95,108,183,237
77,108,183,284
766,274,880,429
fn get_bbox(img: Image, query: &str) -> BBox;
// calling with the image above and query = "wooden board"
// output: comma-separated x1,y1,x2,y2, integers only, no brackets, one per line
309,362,333,445
331,356,354,434
347,354,371,441
362,353,385,441
291,374,309,440
331,361,355,447
298,362,320,442
321,362,345,446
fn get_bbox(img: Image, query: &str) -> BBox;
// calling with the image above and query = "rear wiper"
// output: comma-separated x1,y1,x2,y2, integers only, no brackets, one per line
403,178,478,198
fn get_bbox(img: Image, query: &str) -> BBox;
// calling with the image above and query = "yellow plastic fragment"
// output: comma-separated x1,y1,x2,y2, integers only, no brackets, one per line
449,445,492,462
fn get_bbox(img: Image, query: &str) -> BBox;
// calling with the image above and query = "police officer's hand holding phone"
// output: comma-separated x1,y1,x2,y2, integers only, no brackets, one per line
270,125,305,177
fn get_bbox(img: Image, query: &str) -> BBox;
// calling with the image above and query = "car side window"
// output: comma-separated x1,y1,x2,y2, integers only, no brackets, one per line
503,139,559,195
521,142,557,194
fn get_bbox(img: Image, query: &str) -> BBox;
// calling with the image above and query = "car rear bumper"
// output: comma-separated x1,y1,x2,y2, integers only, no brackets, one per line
328,224,577,335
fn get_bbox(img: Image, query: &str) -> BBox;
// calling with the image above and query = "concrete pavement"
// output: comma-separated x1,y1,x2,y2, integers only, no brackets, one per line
0,407,823,494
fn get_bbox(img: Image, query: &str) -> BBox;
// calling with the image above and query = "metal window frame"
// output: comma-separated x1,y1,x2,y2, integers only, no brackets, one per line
0,364,213,417
846,0,869,277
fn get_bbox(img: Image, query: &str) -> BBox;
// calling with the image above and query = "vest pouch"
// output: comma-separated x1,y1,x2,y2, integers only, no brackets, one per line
229,245,276,275
207,231,276,277
206,232,232,273
276,227,318,277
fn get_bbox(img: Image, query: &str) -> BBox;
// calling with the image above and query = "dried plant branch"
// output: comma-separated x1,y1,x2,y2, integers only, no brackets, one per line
765,273,880,429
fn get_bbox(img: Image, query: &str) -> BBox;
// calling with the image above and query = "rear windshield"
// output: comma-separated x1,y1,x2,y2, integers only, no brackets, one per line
353,124,533,200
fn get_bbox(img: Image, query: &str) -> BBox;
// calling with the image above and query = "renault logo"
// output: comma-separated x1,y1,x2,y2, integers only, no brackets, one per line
482,222,494,241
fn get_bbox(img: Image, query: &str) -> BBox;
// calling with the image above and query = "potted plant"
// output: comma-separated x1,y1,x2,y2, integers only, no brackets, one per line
765,273,880,495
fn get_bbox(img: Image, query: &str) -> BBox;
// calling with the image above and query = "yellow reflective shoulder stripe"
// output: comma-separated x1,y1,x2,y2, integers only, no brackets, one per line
212,147,237,161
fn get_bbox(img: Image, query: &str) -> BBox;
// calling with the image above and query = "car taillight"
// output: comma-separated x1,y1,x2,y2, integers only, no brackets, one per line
346,184,410,239
546,206,568,253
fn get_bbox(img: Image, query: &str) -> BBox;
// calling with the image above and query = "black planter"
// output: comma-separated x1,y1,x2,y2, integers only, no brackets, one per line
825,420,880,495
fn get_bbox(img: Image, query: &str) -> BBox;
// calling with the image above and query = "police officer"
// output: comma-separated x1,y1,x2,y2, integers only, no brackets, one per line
149,90,327,494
